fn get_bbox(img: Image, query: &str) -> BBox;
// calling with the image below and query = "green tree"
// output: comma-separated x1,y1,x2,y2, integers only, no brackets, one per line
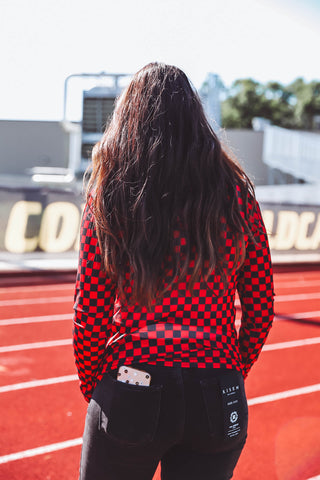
288,78,320,130
220,77,320,130
263,81,295,129
221,79,266,128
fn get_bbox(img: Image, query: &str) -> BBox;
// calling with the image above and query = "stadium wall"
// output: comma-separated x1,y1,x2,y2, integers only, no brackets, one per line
0,185,319,266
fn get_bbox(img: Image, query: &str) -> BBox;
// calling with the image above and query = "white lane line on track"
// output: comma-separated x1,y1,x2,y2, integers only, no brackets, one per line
273,292,320,302
2,292,320,308
275,280,320,288
233,292,320,307
0,275,317,295
284,310,320,320
307,476,320,480
247,383,320,406
0,375,78,393
0,339,72,353
0,438,83,465
0,383,319,464
1,310,319,328
0,284,73,294
0,314,72,326
1,335,320,354
0,279,319,297
0,296,72,307
263,336,320,351
0,277,314,291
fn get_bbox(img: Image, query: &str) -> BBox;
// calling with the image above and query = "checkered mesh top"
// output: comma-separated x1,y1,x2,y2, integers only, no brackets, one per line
73,189,274,401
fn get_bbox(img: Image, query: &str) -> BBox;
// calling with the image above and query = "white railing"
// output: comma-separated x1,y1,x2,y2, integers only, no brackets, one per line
263,126,320,183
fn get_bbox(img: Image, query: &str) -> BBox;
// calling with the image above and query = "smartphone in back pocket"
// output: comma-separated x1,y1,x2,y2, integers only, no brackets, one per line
117,365,151,386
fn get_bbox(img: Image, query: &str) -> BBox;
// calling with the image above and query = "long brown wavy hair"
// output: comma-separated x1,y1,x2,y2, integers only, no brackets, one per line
87,62,255,307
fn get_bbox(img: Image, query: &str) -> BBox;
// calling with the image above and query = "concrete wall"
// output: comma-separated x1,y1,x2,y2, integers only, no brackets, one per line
0,120,69,175
221,129,270,185
0,121,274,185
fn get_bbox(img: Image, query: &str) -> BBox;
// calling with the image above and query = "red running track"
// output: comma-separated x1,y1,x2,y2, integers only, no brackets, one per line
0,265,320,480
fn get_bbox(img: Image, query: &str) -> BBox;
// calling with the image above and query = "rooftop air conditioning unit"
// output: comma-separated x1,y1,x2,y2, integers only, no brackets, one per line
80,86,119,175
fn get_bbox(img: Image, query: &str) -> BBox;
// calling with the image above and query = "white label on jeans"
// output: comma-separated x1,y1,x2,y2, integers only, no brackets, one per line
221,382,242,438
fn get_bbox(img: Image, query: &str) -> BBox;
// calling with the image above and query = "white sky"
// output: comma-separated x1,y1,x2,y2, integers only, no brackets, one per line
1,0,319,121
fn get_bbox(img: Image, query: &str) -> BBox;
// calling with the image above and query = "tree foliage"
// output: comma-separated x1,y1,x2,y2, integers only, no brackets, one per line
220,77,320,130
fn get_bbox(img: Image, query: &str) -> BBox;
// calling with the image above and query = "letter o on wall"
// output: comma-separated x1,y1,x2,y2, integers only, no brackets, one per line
39,202,80,253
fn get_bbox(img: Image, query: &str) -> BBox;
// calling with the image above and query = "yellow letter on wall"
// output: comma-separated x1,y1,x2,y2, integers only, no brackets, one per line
39,202,80,253
274,211,299,250
4,201,42,253
295,212,316,250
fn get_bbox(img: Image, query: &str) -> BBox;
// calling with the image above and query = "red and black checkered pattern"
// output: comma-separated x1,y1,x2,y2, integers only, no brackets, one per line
73,190,274,401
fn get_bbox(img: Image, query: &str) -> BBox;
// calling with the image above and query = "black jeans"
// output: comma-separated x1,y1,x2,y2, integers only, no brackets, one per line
79,364,248,480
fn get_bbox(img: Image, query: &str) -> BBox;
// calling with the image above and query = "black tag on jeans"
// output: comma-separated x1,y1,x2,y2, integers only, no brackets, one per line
220,375,243,440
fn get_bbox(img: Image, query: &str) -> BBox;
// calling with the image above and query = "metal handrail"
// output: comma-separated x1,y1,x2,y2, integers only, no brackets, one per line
63,72,131,123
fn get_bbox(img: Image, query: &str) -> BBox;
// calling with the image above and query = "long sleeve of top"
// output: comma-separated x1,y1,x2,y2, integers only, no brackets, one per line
73,191,274,402
73,203,117,401
237,200,275,378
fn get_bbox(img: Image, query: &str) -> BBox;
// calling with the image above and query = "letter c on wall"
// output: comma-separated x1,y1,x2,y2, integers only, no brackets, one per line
4,201,42,253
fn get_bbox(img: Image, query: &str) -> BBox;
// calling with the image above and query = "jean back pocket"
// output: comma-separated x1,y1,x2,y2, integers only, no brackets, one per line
200,371,248,447
98,372,162,447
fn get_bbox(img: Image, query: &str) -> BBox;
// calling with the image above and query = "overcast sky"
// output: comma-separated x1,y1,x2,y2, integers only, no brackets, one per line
1,0,319,121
